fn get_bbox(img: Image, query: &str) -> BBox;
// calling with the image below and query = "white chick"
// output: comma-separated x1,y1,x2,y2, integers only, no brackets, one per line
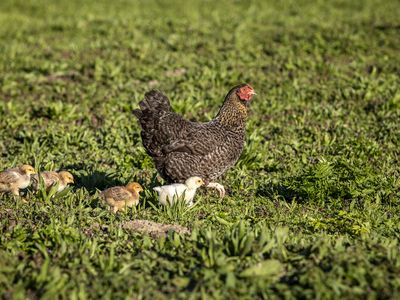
153,176,205,206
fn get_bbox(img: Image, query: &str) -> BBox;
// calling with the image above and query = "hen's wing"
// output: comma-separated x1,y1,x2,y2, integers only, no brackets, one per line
0,171,19,184
162,127,245,182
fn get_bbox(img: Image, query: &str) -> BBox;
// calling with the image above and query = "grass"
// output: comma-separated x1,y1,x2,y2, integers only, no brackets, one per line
0,0,400,298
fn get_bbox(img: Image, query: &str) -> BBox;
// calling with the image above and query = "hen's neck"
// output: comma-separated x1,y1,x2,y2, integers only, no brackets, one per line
215,97,248,129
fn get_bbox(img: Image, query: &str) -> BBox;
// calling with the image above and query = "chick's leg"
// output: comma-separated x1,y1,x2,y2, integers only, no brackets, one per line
159,193,168,206
206,182,226,198
11,188,20,196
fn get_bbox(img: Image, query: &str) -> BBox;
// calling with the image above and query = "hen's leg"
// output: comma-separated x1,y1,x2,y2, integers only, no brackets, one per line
206,182,226,198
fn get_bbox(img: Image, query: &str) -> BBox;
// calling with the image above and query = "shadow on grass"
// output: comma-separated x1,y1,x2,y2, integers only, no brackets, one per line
62,164,125,194
256,181,306,202
76,170,126,194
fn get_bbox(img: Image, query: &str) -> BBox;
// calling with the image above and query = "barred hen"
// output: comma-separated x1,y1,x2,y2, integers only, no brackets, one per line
133,84,256,197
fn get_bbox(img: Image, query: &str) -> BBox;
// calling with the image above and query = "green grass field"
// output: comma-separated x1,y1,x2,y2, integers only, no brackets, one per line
1,0,400,298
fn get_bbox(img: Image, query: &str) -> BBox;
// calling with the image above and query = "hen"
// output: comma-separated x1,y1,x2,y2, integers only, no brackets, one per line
133,84,255,197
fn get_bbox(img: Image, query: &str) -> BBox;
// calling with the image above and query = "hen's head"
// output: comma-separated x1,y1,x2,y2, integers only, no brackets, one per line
234,84,256,102
217,84,256,125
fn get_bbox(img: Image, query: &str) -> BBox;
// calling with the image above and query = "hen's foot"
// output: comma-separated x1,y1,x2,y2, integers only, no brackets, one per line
206,182,226,198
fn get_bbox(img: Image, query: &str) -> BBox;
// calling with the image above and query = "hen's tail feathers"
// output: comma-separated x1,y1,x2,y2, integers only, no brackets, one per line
133,90,172,157
153,187,162,192
133,90,171,118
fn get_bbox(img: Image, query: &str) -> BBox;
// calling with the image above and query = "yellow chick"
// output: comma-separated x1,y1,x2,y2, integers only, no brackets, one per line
101,182,143,213
0,165,36,196
32,171,74,192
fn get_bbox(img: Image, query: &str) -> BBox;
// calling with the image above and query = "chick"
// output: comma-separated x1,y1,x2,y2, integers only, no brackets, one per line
32,171,74,192
101,182,144,213
0,165,36,196
153,176,205,206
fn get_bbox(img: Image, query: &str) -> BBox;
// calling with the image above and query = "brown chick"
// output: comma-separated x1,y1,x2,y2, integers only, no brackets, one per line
101,182,143,213
0,165,36,196
32,171,74,192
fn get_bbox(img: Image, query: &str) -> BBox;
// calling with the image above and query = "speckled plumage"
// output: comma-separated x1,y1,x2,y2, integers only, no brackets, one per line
0,165,36,196
32,171,74,192
133,84,255,184
101,182,143,213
